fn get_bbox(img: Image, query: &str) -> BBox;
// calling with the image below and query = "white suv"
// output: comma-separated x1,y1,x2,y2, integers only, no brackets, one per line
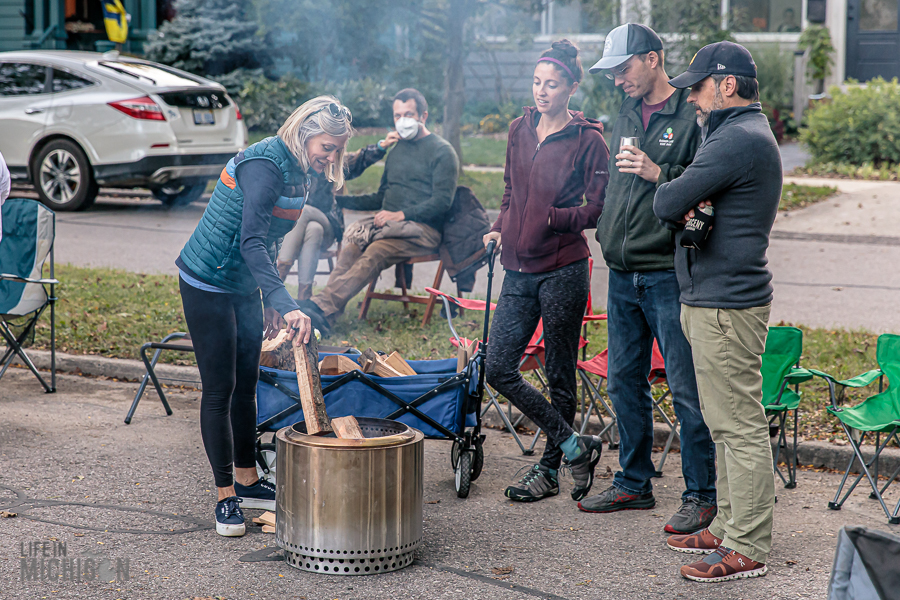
0,50,248,210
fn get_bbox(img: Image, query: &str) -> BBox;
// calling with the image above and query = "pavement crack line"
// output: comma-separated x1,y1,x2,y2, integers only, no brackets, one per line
57,219,195,235
0,484,212,535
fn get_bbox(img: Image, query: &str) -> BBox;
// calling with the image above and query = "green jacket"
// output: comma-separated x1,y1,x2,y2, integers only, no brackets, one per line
595,87,701,272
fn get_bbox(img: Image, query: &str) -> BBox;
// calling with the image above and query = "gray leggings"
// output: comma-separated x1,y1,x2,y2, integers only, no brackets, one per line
485,258,590,470
278,205,335,285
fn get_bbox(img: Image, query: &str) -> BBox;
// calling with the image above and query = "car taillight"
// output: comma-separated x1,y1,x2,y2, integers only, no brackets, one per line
235,104,243,120
108,96,165,121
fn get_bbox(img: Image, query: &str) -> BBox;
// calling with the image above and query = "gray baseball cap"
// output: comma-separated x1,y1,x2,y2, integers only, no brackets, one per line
589,24,664,73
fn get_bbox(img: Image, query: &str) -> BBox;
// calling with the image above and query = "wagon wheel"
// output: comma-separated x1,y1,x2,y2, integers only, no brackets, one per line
471,438,484,481
455,451,472,498
450,439,461,470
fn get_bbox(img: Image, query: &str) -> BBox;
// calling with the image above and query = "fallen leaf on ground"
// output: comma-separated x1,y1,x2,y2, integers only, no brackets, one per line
786,560,798,565
425,500,441,504
0,510,16,518
491,566,514,576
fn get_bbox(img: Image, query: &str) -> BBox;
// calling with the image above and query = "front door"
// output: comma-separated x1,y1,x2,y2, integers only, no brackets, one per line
846,0,900,81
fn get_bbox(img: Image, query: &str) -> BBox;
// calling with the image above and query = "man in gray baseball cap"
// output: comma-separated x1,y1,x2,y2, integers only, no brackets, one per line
579,23,716,541
654,41,781,584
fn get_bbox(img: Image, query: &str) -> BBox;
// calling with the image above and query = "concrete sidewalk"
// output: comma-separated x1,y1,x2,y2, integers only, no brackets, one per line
2,368,898,600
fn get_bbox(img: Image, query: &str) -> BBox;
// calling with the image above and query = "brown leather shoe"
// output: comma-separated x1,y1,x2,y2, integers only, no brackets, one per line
680,546,768,583
666,528,723,554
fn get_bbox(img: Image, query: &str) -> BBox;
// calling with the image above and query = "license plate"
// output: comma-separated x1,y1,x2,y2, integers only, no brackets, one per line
193,109,215,125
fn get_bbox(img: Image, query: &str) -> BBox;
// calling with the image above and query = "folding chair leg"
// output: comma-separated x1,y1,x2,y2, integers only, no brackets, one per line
0,320,52,393
652,389,678,477
358,277,377,320
421,261,444,326
124,344,174,424
577,371,618,445
481,389,529,455
830,425,900,523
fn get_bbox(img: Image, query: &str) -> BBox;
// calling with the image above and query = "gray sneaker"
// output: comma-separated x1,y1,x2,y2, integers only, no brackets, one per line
505,465,559,502
664,497,718,534
564,435,603,501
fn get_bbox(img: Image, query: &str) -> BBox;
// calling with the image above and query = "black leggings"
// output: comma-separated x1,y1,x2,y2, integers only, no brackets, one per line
485,259,590,470
180,278,263,488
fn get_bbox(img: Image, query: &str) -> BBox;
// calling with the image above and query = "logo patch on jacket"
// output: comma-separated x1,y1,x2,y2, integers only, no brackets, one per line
659,127,675,147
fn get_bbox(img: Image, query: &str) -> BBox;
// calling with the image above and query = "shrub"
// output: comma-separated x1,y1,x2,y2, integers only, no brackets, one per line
328,78,392,129
236,75,316,133
801,78,900,166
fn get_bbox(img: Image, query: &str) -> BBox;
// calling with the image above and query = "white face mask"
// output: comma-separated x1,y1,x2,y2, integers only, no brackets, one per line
395,117,420,140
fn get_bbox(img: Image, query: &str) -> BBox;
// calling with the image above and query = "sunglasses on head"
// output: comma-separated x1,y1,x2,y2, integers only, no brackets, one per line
312,102,352,123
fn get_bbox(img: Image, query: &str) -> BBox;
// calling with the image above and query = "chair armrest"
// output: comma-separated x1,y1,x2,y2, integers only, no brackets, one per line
0,273,59,285
808,367,883,387
784,367,813,385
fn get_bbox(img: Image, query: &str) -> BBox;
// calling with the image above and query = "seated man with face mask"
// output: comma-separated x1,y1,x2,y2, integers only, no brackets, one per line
298,88,459,333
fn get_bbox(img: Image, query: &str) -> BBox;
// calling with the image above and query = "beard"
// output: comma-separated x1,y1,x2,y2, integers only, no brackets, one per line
695,86,725,127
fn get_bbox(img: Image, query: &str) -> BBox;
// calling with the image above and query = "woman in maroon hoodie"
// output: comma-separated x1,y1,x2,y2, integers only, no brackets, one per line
484,39,609,503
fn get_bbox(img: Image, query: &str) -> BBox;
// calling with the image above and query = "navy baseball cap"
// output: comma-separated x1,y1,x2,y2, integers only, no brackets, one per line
669,41,757,88
589,24,663,72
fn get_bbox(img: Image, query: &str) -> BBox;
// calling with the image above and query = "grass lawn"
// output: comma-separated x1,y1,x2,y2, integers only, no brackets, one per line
27,264,883,445
342,165,507,210
780,183,838,211
247,132,507,166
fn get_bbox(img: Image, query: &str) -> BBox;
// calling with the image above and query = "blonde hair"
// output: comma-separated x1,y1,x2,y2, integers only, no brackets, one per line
277,95,353,189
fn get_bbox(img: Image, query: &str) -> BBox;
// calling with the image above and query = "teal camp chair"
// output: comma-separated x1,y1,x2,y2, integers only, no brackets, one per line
0,198,58,392
808,334,900,524
761,326,812,489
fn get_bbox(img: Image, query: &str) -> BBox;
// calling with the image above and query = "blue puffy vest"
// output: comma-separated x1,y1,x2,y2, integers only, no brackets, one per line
178,137,308,294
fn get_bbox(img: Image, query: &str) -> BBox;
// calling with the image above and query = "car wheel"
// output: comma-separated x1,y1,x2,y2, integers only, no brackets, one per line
34,139,98,212
151,182,207,207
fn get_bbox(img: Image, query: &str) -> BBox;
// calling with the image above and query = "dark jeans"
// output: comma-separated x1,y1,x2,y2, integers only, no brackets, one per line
179,278,263,488
485,259,589,471
607,268,717,503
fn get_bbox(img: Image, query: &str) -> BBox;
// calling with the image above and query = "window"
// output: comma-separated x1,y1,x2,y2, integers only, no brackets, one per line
730,0,803,32
0,63,48,96
51,69,95,93
860,0,899,31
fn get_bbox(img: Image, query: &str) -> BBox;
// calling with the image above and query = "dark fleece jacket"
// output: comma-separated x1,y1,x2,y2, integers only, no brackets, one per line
491,107,609,273
653,103,782,309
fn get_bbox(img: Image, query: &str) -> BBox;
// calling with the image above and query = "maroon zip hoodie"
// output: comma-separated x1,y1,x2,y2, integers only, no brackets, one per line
491,107,609,273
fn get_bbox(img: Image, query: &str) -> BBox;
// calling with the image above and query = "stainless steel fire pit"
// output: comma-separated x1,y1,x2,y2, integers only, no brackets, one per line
275,417,424,575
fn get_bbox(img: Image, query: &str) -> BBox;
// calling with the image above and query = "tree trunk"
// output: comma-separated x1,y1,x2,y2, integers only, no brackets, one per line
443,0,467,173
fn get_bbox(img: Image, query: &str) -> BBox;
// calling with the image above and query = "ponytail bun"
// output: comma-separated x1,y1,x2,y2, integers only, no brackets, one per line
540,38,583,83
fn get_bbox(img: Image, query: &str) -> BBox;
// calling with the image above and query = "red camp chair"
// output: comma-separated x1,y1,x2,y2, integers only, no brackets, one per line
577,335,678,476
427,286,605,456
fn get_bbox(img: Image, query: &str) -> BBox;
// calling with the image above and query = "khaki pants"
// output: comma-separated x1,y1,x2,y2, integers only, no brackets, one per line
680,303,774,564
310,221,442,322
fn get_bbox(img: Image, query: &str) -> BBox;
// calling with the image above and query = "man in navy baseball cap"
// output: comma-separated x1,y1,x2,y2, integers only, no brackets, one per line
669,41,759,127
654,39,780,584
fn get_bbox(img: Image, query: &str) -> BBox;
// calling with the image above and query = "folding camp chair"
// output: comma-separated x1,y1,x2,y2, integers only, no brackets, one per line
0,198,58,393
808,333,900,524
124,332,196,424
761,326,813,489
576,336,676,475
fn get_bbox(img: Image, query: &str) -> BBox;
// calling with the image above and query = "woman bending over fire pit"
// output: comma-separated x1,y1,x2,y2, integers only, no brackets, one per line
483,39,610,503
175,96,352,537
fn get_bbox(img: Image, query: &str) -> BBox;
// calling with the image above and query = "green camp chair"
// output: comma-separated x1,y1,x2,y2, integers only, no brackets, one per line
0,198,58,393
762,326,812,489
808,333,900,524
